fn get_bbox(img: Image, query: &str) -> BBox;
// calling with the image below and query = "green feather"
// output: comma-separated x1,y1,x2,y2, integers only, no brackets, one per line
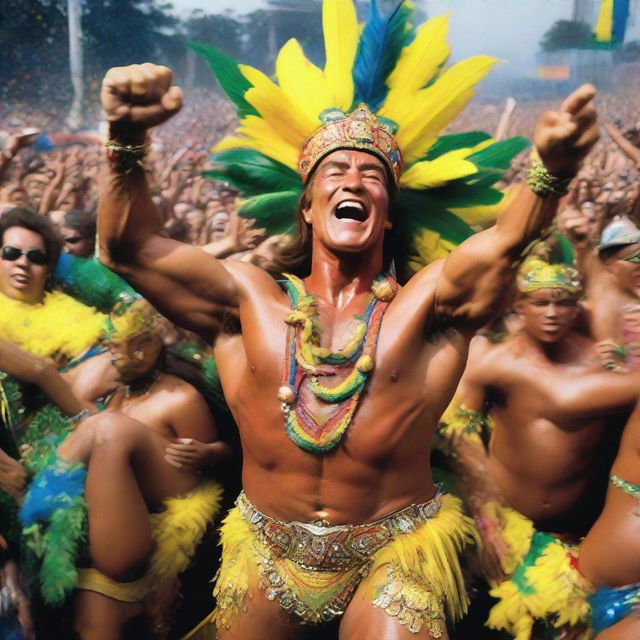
418,183,504,210
467,136,530,169
238,191,301,236
396,190,475,244
423,132,493,161
39,497,86,605
205,149,300,198
189,42,258,119
456,136,530,189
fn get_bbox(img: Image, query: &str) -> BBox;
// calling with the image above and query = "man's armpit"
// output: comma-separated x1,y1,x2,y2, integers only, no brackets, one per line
425,311,460,344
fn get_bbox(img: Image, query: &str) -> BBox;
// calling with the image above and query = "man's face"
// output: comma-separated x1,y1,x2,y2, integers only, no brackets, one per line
0,226,49,303
108,330,162,383
209,210,229,241
302,149,391,256
59,224,94,258
516,288,579,344
605,243,640,298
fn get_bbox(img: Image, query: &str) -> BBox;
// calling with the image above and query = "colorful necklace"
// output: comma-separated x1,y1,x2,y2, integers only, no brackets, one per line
278,273,397,454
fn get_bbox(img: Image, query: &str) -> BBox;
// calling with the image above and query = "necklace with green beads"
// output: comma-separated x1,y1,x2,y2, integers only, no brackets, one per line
278,273,397,454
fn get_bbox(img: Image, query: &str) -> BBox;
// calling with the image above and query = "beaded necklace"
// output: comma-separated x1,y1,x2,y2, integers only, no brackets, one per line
278,273,397,454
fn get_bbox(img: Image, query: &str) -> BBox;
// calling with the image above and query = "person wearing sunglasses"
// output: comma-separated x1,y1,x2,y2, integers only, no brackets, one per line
0,208,59,305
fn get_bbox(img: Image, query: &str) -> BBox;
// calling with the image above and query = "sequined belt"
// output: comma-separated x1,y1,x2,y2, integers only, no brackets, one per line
237,491,442,572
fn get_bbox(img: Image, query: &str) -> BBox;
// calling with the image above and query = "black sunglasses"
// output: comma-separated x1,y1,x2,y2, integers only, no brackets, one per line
1,245,49,266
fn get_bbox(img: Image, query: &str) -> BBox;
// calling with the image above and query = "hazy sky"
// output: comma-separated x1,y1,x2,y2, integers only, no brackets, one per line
170,0,639,74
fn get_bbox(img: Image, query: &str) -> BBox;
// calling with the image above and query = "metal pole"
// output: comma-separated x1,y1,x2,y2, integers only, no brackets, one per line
67,0,84,130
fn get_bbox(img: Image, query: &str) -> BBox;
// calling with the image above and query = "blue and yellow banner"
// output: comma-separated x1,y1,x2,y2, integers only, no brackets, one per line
595,0,630,44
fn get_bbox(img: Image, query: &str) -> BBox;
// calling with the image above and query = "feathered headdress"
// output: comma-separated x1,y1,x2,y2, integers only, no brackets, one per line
193,0,529,273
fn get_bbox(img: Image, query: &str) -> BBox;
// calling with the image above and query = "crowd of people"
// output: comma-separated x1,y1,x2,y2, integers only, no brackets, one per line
2,11,640,640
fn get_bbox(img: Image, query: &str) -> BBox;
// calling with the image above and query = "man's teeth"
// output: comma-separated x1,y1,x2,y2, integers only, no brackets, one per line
335,201,366,221
337,201,363,211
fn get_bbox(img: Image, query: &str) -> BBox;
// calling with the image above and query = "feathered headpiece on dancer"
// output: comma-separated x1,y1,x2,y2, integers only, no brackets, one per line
192,0,529,277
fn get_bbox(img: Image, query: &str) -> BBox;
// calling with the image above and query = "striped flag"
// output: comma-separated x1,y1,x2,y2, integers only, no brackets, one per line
595,0,630,44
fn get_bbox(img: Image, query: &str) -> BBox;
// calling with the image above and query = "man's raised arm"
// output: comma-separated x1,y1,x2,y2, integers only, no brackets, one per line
434,84,599,330
97,63,240,335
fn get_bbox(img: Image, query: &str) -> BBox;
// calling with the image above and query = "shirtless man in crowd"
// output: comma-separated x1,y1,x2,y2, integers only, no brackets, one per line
444,257,640,638
96,56,598,640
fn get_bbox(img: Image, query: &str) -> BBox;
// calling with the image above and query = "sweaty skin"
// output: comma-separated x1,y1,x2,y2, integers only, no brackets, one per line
448,287,640,596
579,402,640,640
457,325,634,527
97,62,598,639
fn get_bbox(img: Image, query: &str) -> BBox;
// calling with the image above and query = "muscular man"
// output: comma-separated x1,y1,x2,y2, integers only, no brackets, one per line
97,53,597,640
443,257,640,639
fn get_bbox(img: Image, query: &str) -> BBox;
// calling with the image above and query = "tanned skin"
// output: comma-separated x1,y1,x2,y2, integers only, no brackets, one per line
579,402,640,640
451,289,640,584
97,62,598,640
559,208,640,371
58,326,219,640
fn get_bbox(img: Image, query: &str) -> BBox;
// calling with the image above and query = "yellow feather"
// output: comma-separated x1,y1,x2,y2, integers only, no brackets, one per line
240,65,317,147
386,55,498,165
449,204,500,228
276,39,331,127
323,0,359,110
214,115,300,170
399,148,477,189
406,228,457,273
383,13,451,120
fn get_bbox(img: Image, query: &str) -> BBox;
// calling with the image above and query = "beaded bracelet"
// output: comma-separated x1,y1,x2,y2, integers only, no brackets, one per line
527,158,572,198
104,138,149,173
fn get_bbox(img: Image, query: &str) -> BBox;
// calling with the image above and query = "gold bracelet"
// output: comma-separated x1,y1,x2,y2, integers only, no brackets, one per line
104,138,149,172
527,158,572,198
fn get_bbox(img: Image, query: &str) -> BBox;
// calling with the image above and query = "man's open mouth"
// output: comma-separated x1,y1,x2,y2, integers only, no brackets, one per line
334,200,368,222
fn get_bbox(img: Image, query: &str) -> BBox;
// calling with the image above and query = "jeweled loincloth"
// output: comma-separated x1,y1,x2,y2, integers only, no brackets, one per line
204,491,478,637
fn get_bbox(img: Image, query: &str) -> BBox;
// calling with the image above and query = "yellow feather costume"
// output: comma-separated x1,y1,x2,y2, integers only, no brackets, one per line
77,480,223,637
0,290,107,363
184,493,478,639
485,504,594,640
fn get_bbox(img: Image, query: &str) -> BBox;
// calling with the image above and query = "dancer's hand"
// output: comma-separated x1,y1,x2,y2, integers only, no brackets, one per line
472,503,510,584
101,63,183,140
534,84,599,178
164,438,231,471
0,449,27,501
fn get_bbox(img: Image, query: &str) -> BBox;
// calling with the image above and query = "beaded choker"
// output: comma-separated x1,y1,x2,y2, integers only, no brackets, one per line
278,273,397,454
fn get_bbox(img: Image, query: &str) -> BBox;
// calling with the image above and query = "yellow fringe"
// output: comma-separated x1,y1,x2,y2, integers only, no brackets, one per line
0,290,106,363
486,505,594,640
78,481,223,638
210,506,260,631
361,494,479,623
147,480,223,596
207,493,477,633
